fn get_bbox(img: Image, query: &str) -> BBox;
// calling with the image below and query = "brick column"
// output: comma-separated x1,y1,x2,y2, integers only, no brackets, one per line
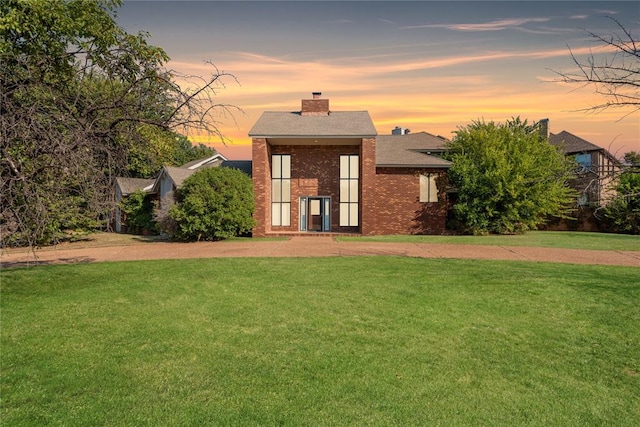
252,138,269,237
360,137,377,236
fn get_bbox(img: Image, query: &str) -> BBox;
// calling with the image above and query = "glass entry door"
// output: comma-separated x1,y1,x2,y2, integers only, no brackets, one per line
299,197,331,232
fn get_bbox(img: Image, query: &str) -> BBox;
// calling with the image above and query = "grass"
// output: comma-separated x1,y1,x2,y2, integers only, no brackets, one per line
339,231,640,251
2,257,639,425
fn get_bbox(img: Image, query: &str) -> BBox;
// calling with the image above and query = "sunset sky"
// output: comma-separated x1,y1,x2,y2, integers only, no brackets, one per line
117,1,639,160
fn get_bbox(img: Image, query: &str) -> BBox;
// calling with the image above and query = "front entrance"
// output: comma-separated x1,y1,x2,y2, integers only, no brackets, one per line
299,197,331,232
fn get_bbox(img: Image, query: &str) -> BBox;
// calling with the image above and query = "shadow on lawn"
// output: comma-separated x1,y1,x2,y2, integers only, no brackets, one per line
1,256,95,269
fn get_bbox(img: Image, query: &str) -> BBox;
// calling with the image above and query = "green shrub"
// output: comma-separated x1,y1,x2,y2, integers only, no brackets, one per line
119,190,156,234
601,159,640,234
447,118,576,235
169,167,255,241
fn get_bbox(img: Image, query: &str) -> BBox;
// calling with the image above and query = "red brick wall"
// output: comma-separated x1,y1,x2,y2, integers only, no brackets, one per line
373,167,449,235
252,138,449,236
265,144,360,234
252,138,270,237
360,137,377,235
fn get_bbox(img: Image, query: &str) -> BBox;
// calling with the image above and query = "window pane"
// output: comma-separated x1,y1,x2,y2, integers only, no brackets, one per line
340,155,349,179
349,180,358,202
350,155,359,177
282,155,291,179
419,175,427,202
299,198,307,231
282,179,291,202
350,203,359,226
272,203,281,226
429,175,438,202
281,203,291,226
340,203,349,226
272,155,281,178
576,153,591,167
272,180,282,202
340,180,349,202
310,198,321,215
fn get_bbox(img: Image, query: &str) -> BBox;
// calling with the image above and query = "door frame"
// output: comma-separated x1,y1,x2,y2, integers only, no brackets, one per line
299,196,331,232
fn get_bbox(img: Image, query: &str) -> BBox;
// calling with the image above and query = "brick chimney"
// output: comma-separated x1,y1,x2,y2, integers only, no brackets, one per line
301,92,329,116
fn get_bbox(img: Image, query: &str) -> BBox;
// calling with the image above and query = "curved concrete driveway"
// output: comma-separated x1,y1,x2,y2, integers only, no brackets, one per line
2,236,639,268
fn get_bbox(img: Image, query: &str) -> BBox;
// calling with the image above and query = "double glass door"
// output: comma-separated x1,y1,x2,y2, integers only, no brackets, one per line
299,197,330,232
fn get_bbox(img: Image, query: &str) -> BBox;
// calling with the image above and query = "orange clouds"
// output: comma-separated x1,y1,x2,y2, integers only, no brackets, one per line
177,44,638,159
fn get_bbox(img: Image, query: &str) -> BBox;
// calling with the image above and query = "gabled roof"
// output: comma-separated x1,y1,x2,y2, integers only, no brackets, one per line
115,177,155,195
549,131,603,154
248,111,377,138
376,132,452,168
162,166,197,189
150,157,253,194
181,153,227,170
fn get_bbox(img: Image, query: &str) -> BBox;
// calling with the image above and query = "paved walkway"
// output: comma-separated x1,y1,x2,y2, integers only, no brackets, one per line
2,237,640,268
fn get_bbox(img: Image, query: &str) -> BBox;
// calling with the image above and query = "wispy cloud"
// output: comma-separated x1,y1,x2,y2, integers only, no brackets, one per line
570,15,588,20
326,18,354,25
402,17,550,31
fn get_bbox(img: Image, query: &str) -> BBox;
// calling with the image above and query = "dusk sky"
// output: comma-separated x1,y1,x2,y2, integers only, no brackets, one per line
117,1,639,160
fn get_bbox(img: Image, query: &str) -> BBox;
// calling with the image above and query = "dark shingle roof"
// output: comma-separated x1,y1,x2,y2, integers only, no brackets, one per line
549,131,603,153
222,160,252,177
115,177,154,195
248,111,377,138
376,132,452,168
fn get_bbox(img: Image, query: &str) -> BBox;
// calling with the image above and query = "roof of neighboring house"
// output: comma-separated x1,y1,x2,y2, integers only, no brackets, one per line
115,177,155,196
248,111,377,138
150,156,253,194
222,160,253,177
180,153,227,170
162,166,198,189
549,131,603,154
376,132,452,168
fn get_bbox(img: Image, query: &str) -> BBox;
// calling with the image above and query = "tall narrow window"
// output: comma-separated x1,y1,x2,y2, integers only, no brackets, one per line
272,154,291,226
420,174,438,203
340,155,359,226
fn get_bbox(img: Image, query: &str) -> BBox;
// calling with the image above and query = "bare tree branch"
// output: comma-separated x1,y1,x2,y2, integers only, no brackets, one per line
550,16,640,115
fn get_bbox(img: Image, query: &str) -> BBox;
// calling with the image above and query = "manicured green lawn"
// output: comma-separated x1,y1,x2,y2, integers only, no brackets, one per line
2,258,639,425
340,231,640,251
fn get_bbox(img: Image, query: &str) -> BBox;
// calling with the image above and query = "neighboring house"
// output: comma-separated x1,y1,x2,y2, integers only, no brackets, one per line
114,177,154,232
546,126,621,206
249,92,451,237
114,153,253,232
152,153,228,202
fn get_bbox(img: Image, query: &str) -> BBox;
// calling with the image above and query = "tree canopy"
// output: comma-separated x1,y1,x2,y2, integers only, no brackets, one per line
1,0,236,247
601,151,640,234
447,118,576,235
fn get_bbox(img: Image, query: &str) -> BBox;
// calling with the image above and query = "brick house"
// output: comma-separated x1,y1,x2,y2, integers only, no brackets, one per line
546,127,621,207
249,93,451,237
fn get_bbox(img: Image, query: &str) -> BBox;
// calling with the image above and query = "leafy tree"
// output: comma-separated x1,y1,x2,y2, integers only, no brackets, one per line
118,190,155,234
169,168,255,241
601,151,640,234
126,126,216,178
447,118,576,235
1,0,237,247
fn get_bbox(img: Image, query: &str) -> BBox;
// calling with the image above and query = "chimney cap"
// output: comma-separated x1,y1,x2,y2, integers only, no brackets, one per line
312,91,322,98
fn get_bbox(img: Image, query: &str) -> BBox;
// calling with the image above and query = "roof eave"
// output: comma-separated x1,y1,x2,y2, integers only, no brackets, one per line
249,134,378,138
376,163,452,169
